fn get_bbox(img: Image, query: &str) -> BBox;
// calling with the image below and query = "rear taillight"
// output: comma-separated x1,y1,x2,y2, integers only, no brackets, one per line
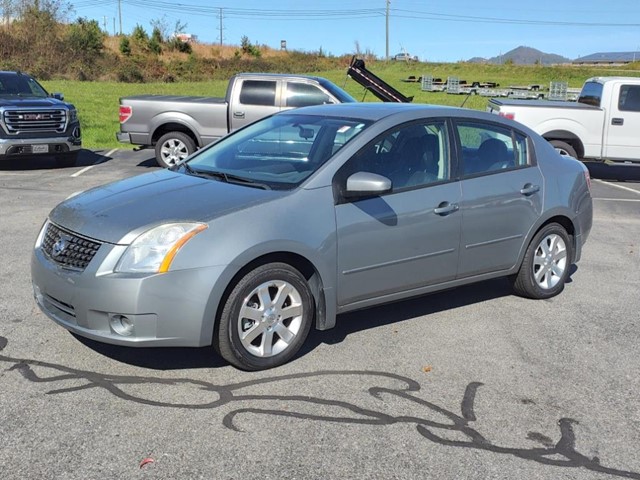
584,170,591,192
119,105,132,124
499,112,515,120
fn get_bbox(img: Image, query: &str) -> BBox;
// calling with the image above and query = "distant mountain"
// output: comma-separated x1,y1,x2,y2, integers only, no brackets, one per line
468,46,571,65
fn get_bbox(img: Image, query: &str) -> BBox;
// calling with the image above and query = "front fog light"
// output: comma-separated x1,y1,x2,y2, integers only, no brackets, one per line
110,314,134,336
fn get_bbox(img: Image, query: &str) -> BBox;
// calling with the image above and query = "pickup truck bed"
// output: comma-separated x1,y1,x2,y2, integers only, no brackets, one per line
489,99,597,110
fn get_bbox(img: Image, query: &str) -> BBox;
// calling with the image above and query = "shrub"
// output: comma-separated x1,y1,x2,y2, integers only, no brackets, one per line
119,36,132,56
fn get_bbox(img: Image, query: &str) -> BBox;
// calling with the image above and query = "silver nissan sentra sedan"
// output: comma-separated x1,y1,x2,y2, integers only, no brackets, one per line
31,103,593,370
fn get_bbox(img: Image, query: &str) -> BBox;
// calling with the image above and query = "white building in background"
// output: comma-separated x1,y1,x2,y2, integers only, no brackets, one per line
172,33,198,43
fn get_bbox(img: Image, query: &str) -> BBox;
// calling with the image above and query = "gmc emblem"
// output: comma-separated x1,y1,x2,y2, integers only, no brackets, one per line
23,114,50,120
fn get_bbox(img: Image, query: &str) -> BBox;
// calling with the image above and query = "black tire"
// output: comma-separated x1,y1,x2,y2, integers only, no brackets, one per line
154,131,196,168
215,262,314,371
55,151,78,168
549,140,578,159
512,223,573,299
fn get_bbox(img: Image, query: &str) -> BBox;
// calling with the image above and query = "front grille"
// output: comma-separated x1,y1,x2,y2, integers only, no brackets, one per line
2,109,67,134
42,223,102,271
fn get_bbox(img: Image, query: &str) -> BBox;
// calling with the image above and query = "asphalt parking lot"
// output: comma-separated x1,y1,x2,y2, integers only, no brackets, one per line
1,149,639,479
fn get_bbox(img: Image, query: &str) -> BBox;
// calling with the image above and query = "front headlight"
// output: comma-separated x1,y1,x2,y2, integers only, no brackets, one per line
68,108,78,123
115,223,208,274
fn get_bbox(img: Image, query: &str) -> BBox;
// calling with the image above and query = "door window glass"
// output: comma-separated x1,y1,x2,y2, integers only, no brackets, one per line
456,122,527,176
618,85,640,112
348,121,450,192
239,80,277,106
286,82,331,107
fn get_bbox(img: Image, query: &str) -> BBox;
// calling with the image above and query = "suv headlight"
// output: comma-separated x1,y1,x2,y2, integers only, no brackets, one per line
68,108,78,123
115,223,208,273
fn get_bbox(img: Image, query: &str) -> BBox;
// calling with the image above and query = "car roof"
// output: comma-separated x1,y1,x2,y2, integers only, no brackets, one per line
284,102,471,121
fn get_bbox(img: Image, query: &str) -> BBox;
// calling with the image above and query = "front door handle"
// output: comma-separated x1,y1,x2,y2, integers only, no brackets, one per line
233,111,246,119
433,202,459,216
612,117,624,126
520,183,540,196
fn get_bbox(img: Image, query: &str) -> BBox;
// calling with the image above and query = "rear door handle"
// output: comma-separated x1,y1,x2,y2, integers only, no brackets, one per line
233,111,245,119
612,118,624,126
433,202,459,216
520,184,540,196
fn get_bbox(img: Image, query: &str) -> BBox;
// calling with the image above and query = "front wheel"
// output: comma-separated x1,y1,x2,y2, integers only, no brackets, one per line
549,140,578,159
155,131,196,168
512,223,572,299
215,263,314,370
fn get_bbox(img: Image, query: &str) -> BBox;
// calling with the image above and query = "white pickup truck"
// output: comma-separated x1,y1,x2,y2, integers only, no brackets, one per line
487,76,640,162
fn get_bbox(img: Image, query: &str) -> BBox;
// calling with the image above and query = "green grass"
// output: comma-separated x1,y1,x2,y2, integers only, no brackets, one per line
42,62,640,150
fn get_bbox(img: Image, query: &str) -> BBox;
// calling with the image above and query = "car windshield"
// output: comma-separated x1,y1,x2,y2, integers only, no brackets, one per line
0,73,49,98
182,113,371,190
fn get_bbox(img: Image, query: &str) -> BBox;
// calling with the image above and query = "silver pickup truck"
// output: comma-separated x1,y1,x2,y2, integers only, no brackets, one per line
117,73,356,167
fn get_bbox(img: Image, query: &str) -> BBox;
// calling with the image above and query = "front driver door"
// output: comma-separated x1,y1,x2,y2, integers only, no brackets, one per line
334,120,462,307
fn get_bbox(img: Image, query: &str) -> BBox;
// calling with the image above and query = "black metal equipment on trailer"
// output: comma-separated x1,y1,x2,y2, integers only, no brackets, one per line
347,56,413,103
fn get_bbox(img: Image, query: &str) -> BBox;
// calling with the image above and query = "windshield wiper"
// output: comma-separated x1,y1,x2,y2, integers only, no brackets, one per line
182,166,271,190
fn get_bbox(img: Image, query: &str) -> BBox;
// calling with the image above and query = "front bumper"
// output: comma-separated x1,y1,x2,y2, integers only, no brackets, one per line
31,240,227,347
0,132,82,157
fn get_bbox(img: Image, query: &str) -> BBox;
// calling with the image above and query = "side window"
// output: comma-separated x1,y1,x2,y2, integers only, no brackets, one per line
618,85,640,112
286,82,330,107
456,122,527,176
239,80,277,106
348,121,450,192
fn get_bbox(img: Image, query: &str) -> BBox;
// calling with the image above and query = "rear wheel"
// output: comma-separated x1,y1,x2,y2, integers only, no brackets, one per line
215,263,314,370
155,131,196,168
512,223,572,299
549,140,578,159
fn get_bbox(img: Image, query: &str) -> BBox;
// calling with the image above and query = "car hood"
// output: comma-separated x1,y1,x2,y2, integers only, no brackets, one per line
0,97,68,108
49,169,286,244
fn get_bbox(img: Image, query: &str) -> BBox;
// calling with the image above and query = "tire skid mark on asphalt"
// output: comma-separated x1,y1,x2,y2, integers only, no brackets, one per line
71,148,118,178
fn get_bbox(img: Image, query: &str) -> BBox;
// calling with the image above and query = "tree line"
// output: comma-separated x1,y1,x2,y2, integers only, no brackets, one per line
0,1,346,82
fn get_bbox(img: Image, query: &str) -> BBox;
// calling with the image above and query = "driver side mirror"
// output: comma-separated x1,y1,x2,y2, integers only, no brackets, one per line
50,92,64,101
344,171,392,198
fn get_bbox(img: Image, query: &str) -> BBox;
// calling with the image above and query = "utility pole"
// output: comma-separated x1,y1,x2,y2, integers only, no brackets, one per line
103,15,107,33
118,0,122,35
385,0,390,60
218,8,223,45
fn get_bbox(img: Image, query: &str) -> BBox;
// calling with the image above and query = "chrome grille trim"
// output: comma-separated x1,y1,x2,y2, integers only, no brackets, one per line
41,223,102,271
2,108,67,134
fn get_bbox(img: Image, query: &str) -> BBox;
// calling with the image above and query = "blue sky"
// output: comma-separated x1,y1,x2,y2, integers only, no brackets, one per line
72,0,640,62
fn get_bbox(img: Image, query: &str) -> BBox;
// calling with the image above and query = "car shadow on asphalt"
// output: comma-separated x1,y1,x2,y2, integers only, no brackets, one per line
76,269,584,372
585,160,640,182
0,149,111,171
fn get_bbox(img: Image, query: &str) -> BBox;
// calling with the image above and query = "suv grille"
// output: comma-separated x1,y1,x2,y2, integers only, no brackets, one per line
42,223,102,271
2,109,67,134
